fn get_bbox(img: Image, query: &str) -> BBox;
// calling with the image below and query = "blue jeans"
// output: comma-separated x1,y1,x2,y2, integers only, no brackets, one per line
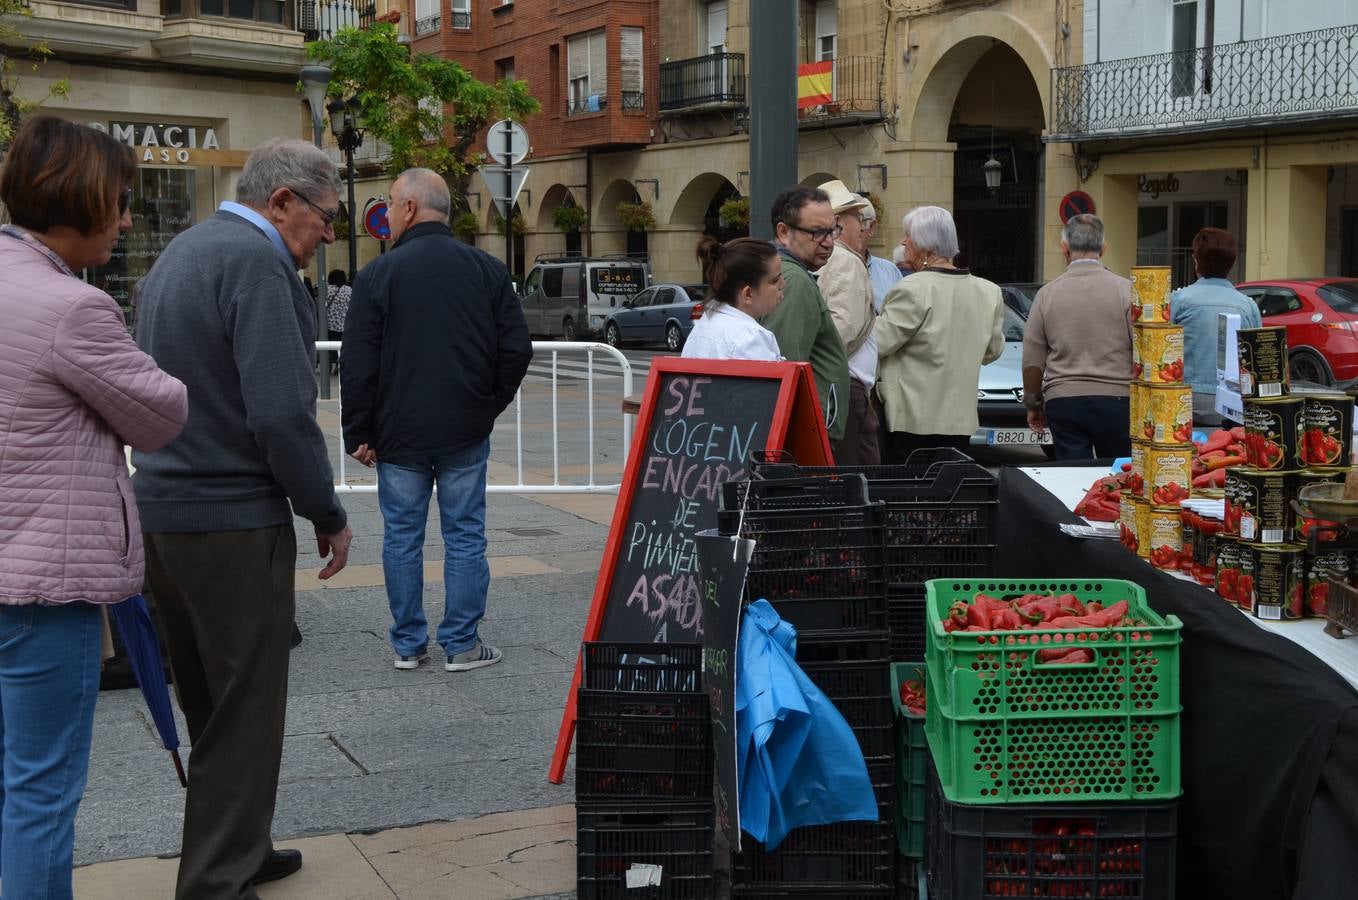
378,439,491,657
1045,395,1133,461
0,602,102,900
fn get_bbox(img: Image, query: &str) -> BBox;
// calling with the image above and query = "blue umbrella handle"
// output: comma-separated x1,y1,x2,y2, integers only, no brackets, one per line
171,749,187,787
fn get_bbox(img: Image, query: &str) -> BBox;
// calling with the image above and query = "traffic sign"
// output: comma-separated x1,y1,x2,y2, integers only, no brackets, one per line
479,165,530,221
486,120,530,166
1058,190,1096,224
363,198,391,240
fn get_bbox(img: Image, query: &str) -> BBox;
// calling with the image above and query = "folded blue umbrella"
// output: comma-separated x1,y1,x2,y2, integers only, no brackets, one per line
735,600,877,849
108,594,186,786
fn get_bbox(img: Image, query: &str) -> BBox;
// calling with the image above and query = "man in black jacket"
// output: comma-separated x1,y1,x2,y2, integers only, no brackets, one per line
341,168,532,672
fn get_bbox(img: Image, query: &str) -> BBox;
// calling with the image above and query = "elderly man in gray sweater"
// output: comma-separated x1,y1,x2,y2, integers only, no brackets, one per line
133,138,351,900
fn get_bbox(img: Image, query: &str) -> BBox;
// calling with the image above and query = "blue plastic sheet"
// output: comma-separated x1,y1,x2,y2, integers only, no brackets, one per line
735,600,878,849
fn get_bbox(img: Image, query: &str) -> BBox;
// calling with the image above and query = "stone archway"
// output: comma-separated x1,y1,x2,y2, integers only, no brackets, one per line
538,183,583,255
595,178,646,259
670,173,738,233
800,171,839,189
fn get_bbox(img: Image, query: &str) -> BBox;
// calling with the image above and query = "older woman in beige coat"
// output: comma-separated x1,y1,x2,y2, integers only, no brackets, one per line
873,206,1005,463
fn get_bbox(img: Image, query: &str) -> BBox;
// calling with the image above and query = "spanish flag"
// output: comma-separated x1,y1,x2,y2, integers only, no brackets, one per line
797,61,834,110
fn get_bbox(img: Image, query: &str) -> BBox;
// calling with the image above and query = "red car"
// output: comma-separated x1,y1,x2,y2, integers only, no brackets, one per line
1235,278,1358,387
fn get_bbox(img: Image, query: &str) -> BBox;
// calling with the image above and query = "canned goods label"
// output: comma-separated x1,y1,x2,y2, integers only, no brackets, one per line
1128,442,1147,497
1138,383,1193,444
1131,333,1142,380
1292,470,1347,541
1234,468,1291,544
1306,551,1349,617
1248,543,1305,620
1119,494,1138,552
1217,538,1242,605
1243,396,1304,471
1222,470,1242,536
1147,505,1183,569
1302,394,1354,467
1126,496,1151,558
1136,325,1186,384
1237,326,1289,398
1144,443,1192,505
1129,383,1146,436
1130,267,1172,324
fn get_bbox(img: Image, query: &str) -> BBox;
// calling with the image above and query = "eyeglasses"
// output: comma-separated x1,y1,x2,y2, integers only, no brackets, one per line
118,188,134,216
292,189,339,226
787,222,843,243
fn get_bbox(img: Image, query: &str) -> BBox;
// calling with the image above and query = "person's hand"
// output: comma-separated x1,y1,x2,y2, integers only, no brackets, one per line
350,443,377,467
316,525,353,580
1026,407,1047,433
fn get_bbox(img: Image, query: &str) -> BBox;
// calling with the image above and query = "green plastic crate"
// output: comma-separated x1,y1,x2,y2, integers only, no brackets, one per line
923,579,1183,805
890,662,928,858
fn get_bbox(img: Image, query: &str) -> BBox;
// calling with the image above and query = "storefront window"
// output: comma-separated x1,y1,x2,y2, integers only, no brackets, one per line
165,0,289,27
85,168,201,328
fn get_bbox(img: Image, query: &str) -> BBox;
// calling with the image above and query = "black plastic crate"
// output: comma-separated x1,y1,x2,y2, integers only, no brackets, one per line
887,593,926,663
749,447,973,480
925,758,1178,900
582,642,703,693
885,543,995,594
576,690,712,803
722,475,871,512
577,802,714,899
732,887,894,900
732,818,895,889
796,633,893,758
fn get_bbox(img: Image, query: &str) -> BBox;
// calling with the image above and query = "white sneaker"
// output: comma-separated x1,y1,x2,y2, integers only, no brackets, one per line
444,642,502,672
394,650,429,670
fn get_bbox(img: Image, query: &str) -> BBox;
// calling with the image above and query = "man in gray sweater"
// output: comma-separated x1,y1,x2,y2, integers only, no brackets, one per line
133,138,351,900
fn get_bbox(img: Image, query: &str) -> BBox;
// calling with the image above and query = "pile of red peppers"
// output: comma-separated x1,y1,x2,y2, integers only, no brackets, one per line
942,593,1136,665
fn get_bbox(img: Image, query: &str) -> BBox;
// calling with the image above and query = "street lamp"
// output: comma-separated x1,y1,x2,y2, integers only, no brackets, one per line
328,95,364,286
299,63,333,398
983,155,1003,194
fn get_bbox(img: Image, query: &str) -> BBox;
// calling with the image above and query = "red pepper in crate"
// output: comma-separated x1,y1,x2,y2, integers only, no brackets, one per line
898,674,926,716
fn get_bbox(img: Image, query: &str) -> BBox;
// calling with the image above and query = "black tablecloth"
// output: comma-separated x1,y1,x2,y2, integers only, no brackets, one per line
997,467,1358,900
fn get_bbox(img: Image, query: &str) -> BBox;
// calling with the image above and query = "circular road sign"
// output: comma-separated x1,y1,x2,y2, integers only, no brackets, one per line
363,199,391,241
486,119,530,166
1058,191,1096,224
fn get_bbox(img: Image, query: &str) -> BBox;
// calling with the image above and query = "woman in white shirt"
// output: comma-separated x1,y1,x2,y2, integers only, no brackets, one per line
682,236,786,362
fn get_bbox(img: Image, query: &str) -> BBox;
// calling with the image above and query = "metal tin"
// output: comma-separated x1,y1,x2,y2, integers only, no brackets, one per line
1147,505,1184,570
1216,538,1242,605
1301,393,1354,467
1122,495,1150,557
1144,442,1193,506
1136,383,1193,444
1305,550,1349,618
1244,542,1306,620
1130,266,1173,324
1237,326,1289,399
1292,469,1348,541
1129,382,1146,436
1243,395,1304,472
1233,467,1291,544
1127,442,1148,497
1135,324,1186,385
1222,469,1242,537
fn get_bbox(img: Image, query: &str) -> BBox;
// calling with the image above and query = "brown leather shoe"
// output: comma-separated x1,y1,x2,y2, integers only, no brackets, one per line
250,849,302,885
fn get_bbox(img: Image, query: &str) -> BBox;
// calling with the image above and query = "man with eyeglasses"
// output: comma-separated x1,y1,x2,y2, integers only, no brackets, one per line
132,138,351,898
763,186,851,445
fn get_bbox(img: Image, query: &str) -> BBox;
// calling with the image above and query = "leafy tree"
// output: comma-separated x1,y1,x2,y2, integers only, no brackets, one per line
306,23,538,214
0,0,70,153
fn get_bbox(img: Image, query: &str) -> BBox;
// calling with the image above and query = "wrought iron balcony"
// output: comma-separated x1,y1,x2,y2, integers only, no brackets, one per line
1050,24,1358,141
451,10,469,29
414,14,439,35
659,52,746,112
796,55,885,126
297,0,376,41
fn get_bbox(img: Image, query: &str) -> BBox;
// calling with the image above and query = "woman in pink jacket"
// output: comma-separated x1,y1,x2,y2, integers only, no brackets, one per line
0,115,188,898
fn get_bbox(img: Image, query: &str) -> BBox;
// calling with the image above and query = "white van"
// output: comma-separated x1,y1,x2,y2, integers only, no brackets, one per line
519,256,650,340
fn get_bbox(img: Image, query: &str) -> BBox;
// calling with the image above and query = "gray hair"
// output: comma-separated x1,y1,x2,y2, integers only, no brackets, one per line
236,138,341,208
1062,214,1104,253
393,167,451,218
901,206,959,260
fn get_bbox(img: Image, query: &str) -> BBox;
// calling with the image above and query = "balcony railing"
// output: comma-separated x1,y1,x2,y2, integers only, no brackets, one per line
796,56,884,124
451,9,469,29
297,0,376,41
1050,24,1358,140
659,52,746,111
567,94,607,116
622,90,644,113
414,14,439,35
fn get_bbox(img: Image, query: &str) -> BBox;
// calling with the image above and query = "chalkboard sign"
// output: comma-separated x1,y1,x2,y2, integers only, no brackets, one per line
549,357,830,783
695,528,753,853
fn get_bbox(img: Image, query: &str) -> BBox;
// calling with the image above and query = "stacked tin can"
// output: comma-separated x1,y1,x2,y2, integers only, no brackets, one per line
1122,266,1196,569
1216,326,1356,620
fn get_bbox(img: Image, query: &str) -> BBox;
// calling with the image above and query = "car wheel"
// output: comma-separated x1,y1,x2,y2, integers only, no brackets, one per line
605,322,621,347
1289,349,1333,388
665,323,683,352
563,318,576,342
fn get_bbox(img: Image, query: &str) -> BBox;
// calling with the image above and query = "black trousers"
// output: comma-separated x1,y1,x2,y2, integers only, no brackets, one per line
145,524,296,900
1044,395,1132,460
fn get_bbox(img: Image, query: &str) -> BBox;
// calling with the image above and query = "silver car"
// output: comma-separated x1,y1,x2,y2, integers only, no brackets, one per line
971,303,1053,452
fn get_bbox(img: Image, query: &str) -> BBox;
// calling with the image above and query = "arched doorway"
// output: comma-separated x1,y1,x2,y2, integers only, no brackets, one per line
597,179,648,260
538,184,584,256
484,201,527,281
800,172,838,189
672,173,743,242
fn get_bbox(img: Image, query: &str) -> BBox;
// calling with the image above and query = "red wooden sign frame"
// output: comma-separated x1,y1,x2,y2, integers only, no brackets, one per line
548,358,831,783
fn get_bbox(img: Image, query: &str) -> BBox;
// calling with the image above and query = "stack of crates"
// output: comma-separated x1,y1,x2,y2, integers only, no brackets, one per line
575,642,715,899
718,475,896,898
921,578,1183,899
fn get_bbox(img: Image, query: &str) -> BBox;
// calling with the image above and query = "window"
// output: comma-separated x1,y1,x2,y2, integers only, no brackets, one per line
621,27,644,111
418,96,443,141
654,287,676,307
630,288,655,307
1171,0,1198,97
1318,282,1358,314
1256,289,1302,318
497,58,517,82
195,0,284,24
815,0,836,62
703,1,727,54
451,0,470,29
543,267,564,298
567,28,607,115
415,0,440,35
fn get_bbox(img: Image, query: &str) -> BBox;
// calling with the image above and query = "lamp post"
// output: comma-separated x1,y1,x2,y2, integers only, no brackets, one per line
328,96,364,286
299,63,333,399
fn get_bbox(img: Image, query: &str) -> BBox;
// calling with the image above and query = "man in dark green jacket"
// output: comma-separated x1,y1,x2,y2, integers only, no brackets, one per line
762,186,850,442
